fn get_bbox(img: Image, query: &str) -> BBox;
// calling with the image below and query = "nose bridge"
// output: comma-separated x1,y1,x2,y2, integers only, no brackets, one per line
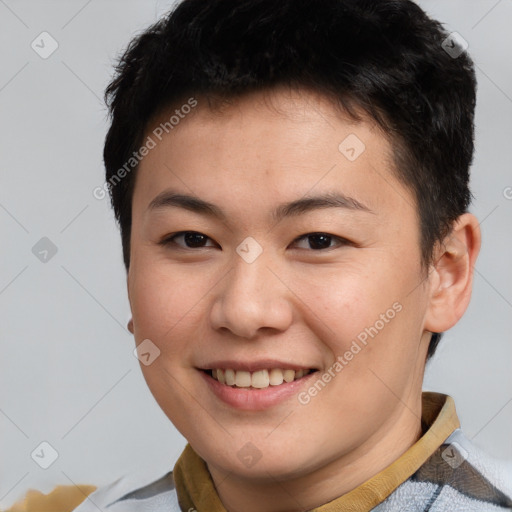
210,242,293,338
229,235,273,298
230,255,267,302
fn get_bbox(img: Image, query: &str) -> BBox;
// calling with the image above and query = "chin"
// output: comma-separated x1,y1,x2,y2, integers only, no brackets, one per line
203,441,321,482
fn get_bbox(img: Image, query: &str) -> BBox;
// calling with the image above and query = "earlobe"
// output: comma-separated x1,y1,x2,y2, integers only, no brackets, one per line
126,274,134,334
424,213,481,334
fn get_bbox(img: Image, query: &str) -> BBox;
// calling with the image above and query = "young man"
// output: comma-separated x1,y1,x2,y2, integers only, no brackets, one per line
8,0,511,511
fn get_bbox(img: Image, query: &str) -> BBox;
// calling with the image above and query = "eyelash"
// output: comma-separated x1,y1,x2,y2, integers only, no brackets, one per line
158,231,351,251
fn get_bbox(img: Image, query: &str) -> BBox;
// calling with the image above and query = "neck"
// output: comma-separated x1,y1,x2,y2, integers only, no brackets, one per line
208,398,424,512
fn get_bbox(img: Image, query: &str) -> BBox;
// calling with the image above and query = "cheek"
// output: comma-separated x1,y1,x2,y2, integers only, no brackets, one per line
305,260,423,375
297,264,400,345
129,261,209,356
329,288,427,402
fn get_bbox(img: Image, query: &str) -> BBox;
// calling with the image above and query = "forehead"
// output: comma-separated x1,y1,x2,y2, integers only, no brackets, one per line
133,87,415,224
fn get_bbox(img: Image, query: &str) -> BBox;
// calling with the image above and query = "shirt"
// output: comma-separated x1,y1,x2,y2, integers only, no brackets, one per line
5,392,512,511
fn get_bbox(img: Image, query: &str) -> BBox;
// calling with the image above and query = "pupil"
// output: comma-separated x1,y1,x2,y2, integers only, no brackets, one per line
310,234,331,250
185,232,206,247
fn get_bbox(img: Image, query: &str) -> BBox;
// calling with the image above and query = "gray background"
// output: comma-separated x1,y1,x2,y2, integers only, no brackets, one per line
0,0,511,508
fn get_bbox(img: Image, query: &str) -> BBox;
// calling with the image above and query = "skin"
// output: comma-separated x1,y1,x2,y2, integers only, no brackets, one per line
126,86,481,512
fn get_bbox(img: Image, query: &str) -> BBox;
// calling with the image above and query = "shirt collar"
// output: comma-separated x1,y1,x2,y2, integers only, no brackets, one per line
173,391,460,512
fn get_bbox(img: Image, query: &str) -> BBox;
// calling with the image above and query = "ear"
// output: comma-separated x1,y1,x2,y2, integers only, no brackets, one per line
126,272,134,334
424,213,481,333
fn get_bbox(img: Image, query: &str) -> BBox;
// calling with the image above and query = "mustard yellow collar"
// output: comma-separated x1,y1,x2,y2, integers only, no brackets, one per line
172,391,460,512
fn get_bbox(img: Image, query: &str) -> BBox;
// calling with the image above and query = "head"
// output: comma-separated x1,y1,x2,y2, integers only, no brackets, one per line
103,0,480,497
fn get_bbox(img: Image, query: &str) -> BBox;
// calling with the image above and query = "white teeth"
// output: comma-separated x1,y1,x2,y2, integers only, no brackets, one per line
235,370,252,387
225,369,236,386
283,369,295,383
269,368,284,386
251,369,269,388
210,368,312,388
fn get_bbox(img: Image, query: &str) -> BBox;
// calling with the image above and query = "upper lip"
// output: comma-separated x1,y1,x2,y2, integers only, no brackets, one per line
198,360,318,372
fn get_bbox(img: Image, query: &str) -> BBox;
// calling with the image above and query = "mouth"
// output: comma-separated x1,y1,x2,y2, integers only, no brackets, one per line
201,368,318,390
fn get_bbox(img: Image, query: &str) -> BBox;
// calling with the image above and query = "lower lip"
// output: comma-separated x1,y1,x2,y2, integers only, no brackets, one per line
199,370,317,411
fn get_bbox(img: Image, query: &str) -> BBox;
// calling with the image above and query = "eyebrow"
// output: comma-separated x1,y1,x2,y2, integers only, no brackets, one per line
147,189,375,222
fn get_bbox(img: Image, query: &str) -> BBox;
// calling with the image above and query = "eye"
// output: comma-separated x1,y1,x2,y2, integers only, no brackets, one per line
291,232,350,251
158,231,217,249
158,231,350,251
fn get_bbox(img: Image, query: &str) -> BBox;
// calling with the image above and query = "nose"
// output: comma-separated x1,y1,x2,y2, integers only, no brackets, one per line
209,248,294,339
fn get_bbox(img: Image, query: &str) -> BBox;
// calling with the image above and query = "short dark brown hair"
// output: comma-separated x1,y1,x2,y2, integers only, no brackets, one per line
103,0,477,359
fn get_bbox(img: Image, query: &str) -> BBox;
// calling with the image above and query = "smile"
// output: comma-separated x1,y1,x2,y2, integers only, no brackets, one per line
206,368,316,389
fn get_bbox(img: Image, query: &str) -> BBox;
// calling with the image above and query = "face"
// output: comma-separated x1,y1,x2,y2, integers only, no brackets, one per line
127,87,433,483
